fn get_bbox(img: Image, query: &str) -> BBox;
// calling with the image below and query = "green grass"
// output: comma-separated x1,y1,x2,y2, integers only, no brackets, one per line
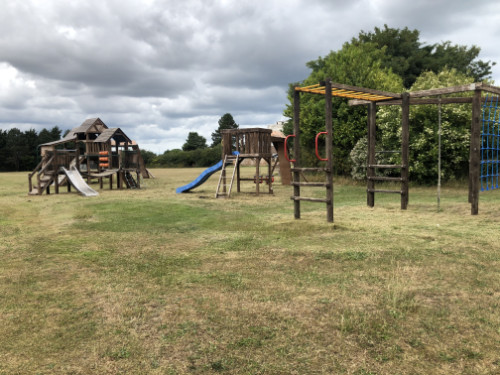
0,168,499,374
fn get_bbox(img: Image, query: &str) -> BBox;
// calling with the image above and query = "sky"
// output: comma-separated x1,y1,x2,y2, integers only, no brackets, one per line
1,0,500,153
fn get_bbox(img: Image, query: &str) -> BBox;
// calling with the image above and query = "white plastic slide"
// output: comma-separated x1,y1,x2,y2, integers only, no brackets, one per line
62,166,99,197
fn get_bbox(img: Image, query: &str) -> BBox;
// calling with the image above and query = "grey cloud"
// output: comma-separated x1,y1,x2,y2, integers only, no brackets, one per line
0,0,499,153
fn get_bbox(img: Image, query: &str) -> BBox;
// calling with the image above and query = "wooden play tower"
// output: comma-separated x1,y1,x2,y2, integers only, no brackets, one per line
28,118,151,196
216,128,273,198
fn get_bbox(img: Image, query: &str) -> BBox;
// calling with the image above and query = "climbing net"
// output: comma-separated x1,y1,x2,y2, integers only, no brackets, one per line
481,95,500,191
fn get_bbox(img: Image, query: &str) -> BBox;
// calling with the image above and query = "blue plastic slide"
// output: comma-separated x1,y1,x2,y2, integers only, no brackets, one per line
176,152,239,193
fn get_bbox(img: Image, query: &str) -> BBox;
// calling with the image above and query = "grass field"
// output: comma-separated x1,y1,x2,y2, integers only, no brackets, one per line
1,168,499,374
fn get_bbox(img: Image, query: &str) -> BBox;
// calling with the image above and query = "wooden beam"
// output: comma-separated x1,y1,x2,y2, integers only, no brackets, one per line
469,89,482,214
401,92,410,210
410,83,478,98
325,79,334,223
349,97,474,106
367,102,376,207
296,81,400,100
329,82,401,99
293,88,301,219
476,83,500,96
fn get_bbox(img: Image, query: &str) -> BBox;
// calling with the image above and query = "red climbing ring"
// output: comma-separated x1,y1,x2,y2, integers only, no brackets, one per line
284,135,296,162
315,132,328,161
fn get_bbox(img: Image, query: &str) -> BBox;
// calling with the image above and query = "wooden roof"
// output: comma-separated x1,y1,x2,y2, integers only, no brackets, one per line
296,82,401,101
40,134,77,147
94,128,132,143
221,128,272,134
71,118,108,135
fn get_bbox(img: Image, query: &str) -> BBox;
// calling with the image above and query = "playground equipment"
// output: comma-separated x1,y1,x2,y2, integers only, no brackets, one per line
216,128,272,198
28,118,152,196
291,79,500,222
176,152,239,193
176,128,291,197
481,95,500,192
61,166,99,197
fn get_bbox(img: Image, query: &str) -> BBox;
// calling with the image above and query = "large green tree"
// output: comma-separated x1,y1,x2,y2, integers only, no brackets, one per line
350,68,474,184
284,42,403,173
211,113,238,147
353,25,495,88
0,126,62,171
182,132,207,151
284,25,495,176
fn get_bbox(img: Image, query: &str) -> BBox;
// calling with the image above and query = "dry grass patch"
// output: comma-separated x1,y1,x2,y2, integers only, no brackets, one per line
0,170,499,374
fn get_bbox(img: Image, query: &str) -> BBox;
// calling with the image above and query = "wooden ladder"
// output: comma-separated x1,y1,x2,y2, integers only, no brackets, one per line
367,149,408,205
215,154,239,198
124,171,138,188
290,166,334,221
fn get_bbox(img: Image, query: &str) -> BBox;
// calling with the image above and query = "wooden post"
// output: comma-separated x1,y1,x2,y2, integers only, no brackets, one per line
222,167,227,194
293,88,301,219
237,159,241,193
325,79,334,223
268,157,273,194
54,153,60,194
256,157,260,195
401,92,410,209
55,172,59,194
272,140,291,185
470,89,482,214
76,149,80,173
86,135,91,184
367,102,376,207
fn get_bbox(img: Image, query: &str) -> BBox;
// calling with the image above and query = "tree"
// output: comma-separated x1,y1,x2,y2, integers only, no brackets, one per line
182,132,207,151
155,144,221,168
283,42,403,173
0,126,63,171
350,68,474,183
140,150,157,166
284,25,495,176
211,113,238,147
353,24,495,88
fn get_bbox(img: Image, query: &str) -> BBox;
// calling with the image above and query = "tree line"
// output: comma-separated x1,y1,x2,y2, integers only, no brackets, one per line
142,113,239,168
0,127,62,171
0,113,238,171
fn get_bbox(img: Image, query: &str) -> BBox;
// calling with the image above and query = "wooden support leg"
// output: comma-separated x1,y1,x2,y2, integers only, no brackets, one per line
470,89,482,214
401,92,410,209
367,102,376,207
325,79,334,223
256,157,260,195
268,157,272,194
237,160,241,192
293,88,301,219
55,174,59,194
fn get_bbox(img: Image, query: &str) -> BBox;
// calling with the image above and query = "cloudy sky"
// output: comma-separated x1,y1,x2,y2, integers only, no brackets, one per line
1,0,499,153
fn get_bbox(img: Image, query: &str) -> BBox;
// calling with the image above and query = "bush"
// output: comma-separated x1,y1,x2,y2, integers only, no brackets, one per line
155,144,222,168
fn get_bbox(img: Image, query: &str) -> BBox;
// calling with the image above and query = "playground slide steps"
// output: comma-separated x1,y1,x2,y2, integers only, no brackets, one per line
29,155,81,195
215,154,239,198
29,175,54,195
124,171,138,189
